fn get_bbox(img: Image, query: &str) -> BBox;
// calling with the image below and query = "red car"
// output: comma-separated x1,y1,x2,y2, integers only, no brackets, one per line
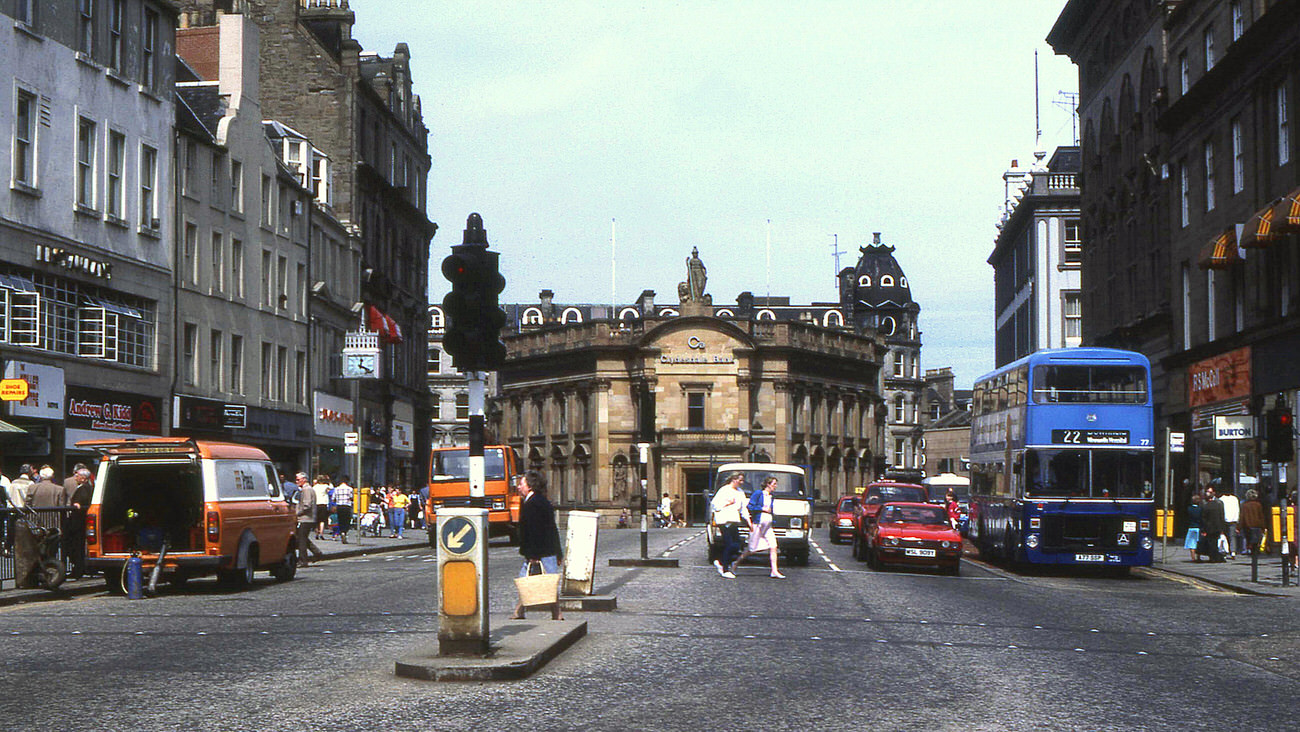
858,501,962,575
851,482,928,556
828,496,860,544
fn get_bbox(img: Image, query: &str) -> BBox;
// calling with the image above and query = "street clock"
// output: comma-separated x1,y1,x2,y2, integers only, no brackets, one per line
342,350,379,379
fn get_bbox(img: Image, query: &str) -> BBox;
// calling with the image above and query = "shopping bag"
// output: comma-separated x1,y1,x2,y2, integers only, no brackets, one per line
514,561,561,608
1217,534,1230,555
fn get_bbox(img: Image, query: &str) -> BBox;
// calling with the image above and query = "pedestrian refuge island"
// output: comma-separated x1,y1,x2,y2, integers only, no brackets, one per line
561,511,616,611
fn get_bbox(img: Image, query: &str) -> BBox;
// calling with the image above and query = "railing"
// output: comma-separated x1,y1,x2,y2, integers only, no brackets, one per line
1,507,74,591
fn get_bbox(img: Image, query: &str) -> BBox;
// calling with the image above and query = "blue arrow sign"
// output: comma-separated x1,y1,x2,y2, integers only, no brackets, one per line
440,516,477,555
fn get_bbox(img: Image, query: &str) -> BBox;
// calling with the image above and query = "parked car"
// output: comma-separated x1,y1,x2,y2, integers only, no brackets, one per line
851,481,928,558
828,496,860,544
859,501,962,575
80,438,298,591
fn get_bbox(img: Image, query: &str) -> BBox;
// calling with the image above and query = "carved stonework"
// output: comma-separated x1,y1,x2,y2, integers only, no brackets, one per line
677,246,713,314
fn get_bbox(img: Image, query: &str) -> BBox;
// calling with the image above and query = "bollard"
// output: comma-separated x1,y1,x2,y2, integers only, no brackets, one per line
125,554,144,600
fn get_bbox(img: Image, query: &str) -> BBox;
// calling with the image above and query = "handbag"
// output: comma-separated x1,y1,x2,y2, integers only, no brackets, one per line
514,560,561,608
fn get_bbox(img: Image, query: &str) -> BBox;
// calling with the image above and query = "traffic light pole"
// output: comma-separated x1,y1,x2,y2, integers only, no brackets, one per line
468,372,486,499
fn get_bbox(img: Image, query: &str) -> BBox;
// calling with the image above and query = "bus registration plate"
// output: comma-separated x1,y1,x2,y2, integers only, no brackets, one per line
1075,554,1105,562
905,548,936,557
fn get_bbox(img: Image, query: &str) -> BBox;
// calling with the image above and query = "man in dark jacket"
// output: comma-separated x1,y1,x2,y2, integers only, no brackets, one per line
1200,485,1227,563
512,470,563,620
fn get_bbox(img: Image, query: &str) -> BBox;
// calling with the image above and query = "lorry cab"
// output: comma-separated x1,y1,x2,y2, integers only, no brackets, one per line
706,462,813,566
79,438,298,591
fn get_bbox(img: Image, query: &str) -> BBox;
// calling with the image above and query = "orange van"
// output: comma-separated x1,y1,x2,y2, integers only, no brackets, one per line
78,438,298,591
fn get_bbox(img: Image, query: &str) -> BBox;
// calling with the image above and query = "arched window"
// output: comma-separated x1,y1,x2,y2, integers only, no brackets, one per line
618,307,639,321
823,310,844,327
899,277,907,288
561,307,582,323
428,307,445,329
881,316,896,335
716,308,734,318
880,274,894,287
661,308,679,317
757,309,776,320
522,307,543,325
858,275,871,287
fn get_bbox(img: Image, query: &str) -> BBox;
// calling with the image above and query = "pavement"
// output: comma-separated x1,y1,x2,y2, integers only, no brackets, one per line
0,527,433,607
1149,540,1300,597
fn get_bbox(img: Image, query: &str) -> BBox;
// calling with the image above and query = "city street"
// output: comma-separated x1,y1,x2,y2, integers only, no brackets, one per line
1,526,1299,730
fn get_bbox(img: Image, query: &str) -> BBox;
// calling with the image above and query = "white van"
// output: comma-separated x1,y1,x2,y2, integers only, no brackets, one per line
706,462,813,565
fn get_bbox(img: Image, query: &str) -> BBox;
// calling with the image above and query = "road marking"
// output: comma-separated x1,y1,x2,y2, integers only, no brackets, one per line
808,539,841,571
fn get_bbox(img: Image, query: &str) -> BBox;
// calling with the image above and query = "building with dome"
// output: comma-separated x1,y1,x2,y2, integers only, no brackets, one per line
838,233,925,477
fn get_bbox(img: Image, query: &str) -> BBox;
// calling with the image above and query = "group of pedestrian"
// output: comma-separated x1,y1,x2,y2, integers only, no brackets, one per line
1184,481,1269,563
710,472,786,579
0,463,95,578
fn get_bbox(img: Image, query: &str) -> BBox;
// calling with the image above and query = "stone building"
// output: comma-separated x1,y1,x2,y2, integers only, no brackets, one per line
486,250,887,524
919,367,972,479
0,0,179,473
838,234,924,477
989,147,1084,367
1050,0,1300,505
175,0,436,486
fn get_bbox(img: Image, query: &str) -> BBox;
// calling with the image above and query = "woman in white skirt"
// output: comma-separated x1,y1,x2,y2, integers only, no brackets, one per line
729,475,785,578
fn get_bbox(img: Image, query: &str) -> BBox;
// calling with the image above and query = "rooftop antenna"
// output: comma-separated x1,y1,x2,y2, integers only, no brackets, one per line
766,219,772,300
1054,90,1080,145
1034,49,1042,148
830,233,844,288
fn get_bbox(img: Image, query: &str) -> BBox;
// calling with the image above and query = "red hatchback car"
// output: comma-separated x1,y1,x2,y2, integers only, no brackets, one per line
828,496,860,544
851,482,928,556
858,501,962,575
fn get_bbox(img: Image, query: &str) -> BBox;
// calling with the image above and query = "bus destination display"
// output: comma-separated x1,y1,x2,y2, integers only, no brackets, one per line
1051,429,1130,445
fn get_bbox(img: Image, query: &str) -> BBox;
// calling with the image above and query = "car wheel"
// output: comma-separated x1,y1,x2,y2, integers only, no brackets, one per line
271,545,297,582
947,561,961,577
224,546,258,588
868,547,881,570
798,550,810,566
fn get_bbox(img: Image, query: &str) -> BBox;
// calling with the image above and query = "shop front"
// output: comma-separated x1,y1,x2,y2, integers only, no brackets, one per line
64,385,164,467
1187,347,1258,499
2,361,65,475
172,394,310,475
391,400,415,488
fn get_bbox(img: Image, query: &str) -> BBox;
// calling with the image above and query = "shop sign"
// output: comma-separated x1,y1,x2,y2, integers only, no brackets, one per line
1188,346,1252,408
0,379,29,401
66,386,162,434
4,361,64,420
391,419,413,454
1214,415,1256,440
173,395,245,431
314,391,355,440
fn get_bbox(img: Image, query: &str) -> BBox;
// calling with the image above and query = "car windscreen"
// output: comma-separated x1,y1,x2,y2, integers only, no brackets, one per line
431,448,506,482
836,498,858,512
718,470,807,498
1024,449,1154,499
866,485,927,504
880,505,949,526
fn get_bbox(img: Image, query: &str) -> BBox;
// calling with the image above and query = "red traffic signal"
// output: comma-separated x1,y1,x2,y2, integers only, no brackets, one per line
1266,405,1295,463
440,214,507,372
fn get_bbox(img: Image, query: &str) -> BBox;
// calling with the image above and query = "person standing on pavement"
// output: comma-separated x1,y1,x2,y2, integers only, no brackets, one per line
333,475,355,544
711,472,747,579
25,466,67,508
1219,487,1240,558
390,488,410,538
730,475,785,579
9,464,34,509
1199,486,1227,562
1240,489,1268,557
64,468,94,578
512,470,564,621
294,473,325,567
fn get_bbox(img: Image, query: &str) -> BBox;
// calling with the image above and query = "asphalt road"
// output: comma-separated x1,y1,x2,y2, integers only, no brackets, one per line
2,526,1299,731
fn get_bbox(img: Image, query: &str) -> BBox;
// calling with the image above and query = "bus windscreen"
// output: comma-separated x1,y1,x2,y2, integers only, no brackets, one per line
431,448,506,482
1032,365,1147,404
1025,449,1154,499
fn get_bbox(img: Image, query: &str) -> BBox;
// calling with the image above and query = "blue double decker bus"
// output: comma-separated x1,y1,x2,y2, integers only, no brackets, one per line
968,348,1155,569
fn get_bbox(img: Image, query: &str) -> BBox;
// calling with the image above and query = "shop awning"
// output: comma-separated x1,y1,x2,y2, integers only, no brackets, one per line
1197,227,1242,270
0,418,28,433
1239,198,1284,248
1270,186,1300,234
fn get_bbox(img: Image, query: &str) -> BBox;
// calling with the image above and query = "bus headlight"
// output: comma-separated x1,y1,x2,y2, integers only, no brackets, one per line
1141,536,1153,550
1025,534,1040,549
789,517,804,529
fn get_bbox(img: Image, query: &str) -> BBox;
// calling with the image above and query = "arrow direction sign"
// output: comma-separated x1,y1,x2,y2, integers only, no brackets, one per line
440,516,477,555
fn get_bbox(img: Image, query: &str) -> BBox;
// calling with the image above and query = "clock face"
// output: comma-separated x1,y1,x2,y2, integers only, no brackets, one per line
343,352,377,378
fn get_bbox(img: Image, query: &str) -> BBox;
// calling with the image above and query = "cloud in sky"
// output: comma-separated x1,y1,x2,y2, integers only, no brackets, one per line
352,0,1079,387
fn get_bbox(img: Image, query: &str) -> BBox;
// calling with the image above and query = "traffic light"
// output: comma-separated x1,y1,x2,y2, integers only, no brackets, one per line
441,213,507,372
1266,403,1295,464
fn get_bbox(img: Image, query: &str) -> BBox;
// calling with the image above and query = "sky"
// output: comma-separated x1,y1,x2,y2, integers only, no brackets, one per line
350,1,1079,389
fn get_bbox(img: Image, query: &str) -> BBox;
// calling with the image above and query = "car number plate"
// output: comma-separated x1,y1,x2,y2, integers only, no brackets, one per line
1075,553,1105,562
904,548,936,557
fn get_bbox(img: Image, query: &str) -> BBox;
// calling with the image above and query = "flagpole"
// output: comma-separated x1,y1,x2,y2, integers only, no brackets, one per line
611,218,617,314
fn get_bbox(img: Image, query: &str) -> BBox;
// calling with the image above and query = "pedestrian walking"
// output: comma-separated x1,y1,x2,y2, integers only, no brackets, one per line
944,489,961,530
333,475,355,543
512,470,564,620
1240,489,1267,557
312,474,331,540
711,472,747,579
1220,486,1240,558
729,475,785,579
1199,486,1227,563
1185,494,1203,561
293,473,325,567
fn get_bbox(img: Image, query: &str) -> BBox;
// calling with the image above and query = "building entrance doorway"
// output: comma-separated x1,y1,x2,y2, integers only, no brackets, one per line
684,468,713,526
